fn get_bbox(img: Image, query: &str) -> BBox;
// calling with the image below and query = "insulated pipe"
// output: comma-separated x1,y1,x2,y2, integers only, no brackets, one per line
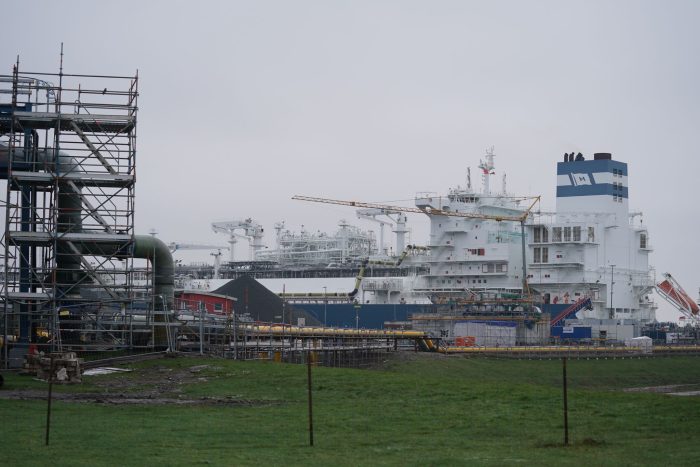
1,147,175,307
239,323,427,338
131,235,174,312
1,144,176,349
0,144,84,296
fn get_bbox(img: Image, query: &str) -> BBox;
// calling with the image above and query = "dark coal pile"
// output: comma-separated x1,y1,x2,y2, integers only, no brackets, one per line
213,275,320,325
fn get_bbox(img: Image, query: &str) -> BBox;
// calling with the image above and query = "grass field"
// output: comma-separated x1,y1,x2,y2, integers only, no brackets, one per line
1,353,699,466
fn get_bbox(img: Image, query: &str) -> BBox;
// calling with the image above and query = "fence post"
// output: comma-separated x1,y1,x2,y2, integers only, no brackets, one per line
307,352,314,447
562,356,569,446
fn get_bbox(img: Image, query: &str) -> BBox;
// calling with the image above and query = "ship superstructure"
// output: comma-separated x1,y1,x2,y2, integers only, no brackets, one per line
527,152,656,322
412,148,529,297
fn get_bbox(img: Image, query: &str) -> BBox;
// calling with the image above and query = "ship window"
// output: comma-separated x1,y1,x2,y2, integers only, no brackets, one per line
573,226,581,242
214,303,223,312
542,247,549,263
552,227,562,242
534,247,541,263
563,227,571,242
533,226,548,243
640,233,647,249
587,227,595,242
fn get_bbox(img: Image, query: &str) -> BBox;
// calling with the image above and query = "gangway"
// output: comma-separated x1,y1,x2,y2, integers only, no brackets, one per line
550,297,592,327
656,273,699,323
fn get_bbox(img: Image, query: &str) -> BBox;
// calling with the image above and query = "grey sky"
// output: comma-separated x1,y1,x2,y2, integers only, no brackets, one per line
3,0,699,321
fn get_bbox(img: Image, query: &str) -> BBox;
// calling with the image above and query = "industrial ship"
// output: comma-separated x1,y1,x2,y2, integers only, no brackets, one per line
178,149,698,344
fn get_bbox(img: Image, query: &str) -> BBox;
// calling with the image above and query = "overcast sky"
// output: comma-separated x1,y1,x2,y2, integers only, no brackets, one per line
2,0,699,321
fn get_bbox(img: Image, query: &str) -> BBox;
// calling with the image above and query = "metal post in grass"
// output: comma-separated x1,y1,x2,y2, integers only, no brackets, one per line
232,311,238,360
307,351,314,447
45,355,55,446
199,301,205,356
562,356,569,446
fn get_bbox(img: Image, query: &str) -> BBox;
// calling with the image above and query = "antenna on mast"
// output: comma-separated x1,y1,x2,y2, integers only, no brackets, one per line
478,146,496,194
466,167,472,191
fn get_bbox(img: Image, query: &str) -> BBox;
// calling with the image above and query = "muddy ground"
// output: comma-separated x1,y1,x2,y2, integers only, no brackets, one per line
623,383,700,396
0,362,274,406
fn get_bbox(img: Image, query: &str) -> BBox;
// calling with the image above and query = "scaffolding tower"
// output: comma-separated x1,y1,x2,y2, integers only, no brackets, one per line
0,57,144,366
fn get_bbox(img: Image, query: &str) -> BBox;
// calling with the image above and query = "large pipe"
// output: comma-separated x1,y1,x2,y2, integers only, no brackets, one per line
132,235,174,349
1,144,176,347
0,144,84,297
131,235,174,312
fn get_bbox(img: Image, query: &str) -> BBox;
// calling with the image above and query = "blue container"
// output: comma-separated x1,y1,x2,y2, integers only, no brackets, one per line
551,326,592,339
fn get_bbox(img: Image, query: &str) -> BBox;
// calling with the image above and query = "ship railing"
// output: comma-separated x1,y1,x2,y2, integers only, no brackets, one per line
362,278,404,291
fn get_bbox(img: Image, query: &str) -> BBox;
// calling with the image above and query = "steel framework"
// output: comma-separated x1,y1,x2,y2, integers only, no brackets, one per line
0,56,147,366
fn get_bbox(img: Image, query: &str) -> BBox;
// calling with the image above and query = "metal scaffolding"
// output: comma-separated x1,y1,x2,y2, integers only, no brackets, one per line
0,55,145,366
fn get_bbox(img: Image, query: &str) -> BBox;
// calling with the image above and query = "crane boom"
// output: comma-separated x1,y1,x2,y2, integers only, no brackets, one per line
292,195,540,222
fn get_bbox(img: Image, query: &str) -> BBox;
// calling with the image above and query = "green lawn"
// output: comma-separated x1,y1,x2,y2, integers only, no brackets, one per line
1,354,699,466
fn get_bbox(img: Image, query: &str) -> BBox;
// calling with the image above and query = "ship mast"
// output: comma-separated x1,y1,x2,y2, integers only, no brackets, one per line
479,146,496,194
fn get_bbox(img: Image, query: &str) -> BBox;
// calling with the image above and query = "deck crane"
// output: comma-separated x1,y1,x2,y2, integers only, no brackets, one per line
356,208,408,256
168,243,229,279
656,273,700,324
292,194,541,293
167,242,229,253
212,218,265,262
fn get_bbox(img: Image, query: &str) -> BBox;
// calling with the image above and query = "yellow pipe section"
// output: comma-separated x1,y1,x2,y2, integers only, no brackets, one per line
443,345,700,353
238,323,426,339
